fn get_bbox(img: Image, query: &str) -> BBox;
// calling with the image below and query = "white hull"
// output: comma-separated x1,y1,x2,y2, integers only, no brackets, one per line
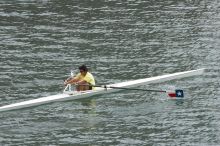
0,68,205,112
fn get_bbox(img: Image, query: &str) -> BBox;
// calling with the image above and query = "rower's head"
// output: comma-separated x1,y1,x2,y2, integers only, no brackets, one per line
79,65,88,75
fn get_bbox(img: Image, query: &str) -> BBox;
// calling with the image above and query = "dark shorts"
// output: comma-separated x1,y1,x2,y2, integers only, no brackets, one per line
89,86,92,90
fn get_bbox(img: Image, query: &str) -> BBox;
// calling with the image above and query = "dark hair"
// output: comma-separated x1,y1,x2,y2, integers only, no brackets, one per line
79,65,88,72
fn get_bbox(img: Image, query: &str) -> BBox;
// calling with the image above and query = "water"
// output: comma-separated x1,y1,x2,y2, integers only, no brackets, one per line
0,0,220,145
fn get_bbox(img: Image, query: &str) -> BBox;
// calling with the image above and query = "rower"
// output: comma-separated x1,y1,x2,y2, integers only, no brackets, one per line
64,65,95,91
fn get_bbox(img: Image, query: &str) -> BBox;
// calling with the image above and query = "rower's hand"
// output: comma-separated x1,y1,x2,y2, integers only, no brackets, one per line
64,80,69,86
64,77,72,86
74,82,79,86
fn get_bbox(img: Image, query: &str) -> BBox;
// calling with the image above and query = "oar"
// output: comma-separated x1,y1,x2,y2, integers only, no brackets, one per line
93,85,184,98
63,70,75,92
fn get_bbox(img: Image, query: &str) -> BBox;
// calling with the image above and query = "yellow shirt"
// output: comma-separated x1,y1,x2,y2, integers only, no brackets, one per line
76,72,95,86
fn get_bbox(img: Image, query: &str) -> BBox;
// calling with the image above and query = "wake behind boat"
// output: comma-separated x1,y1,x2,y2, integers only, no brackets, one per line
0,68,205,112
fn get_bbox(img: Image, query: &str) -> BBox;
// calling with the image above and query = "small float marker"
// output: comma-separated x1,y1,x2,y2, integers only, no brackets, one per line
168,90,184,98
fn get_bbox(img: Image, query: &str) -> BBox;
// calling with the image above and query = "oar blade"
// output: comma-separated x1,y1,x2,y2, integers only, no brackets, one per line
168,89,184,98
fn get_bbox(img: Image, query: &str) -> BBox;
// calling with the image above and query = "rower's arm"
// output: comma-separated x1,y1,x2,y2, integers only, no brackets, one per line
76,80,87,85
64,77,79,85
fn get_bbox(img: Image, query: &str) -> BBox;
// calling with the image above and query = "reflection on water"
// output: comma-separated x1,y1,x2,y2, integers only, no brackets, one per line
175,98,184,105
80,98,97,115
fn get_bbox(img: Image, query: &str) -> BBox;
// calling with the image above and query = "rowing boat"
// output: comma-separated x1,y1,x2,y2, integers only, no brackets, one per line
0,68,205,112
